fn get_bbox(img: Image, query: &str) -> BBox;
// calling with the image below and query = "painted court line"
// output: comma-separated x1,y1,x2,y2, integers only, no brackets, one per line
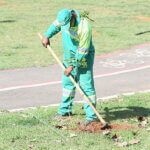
95,42,150,58
0,64,150,92
0,80,62,92
1,89,150,114
94,63,150,78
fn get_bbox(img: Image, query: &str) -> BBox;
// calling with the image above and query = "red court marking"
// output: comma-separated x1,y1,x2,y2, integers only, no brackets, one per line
1,63,150,90
95,49,129,58
132,43,150,49
0,80,61,89
95,42,150,58
1,42,150,73
94,62,150,77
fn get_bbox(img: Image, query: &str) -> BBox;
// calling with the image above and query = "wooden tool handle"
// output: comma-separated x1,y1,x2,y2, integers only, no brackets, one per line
38,33,106,125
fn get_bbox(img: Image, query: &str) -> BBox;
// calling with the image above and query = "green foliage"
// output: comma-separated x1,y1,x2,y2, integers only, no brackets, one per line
80,11,94,22
80,11,90,18
64,57,87,68
78,57,87,68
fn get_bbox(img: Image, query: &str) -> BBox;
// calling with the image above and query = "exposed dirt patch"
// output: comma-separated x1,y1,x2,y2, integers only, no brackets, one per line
135,16,150,21
92,30,97,35
0,1,4,5
73,122,136,133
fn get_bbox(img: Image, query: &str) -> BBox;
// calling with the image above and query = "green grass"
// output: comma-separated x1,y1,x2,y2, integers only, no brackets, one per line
0,92,150,149
0,0,150,69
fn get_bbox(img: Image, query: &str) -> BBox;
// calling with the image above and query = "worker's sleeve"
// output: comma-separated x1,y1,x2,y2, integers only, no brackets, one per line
44,20,61,38
74,18,92,67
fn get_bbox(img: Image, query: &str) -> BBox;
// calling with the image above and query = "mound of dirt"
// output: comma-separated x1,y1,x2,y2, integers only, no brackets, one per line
73,122,136,133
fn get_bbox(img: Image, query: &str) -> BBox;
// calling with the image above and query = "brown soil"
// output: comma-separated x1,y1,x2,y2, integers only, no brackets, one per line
0,1,4,5
136,16,150,21
92,30,97,35
73,122,136,133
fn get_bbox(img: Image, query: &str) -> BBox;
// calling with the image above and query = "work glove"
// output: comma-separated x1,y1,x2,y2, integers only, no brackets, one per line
42,36,50,48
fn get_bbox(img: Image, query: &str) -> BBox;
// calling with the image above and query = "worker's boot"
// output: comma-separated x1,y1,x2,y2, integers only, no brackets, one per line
80,120,93,127
50,113,72,120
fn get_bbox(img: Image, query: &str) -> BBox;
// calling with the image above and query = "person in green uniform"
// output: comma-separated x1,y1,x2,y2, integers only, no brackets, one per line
42,9,97,126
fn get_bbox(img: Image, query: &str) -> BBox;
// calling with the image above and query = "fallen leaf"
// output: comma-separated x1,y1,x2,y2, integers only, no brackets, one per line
54,125,63,129
115,142,128,147
77,122,80,125
28,145,33,149
20,115,27,118
132,130,139,136
11,139,15,143
142,120,148,125
56,140,62,143
146,128,150,131
112,134,122,142
129,139,140,145
70,133,77,138
30,139,36,142
62,126,68,130
138,123,146,128
137,116,148,124
137,116,144,122
102,130,110,135
54,124,68,130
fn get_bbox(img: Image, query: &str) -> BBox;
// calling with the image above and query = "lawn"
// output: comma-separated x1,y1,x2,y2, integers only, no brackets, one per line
0,92,150,149
0,0,150,69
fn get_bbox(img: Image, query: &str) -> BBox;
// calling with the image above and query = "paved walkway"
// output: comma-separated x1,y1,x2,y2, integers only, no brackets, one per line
0,43,150,109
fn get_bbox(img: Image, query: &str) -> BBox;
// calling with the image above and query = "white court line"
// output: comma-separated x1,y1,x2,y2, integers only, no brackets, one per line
1,89,150,114
0,81,62,92
0,65,150,92
94,65,150,78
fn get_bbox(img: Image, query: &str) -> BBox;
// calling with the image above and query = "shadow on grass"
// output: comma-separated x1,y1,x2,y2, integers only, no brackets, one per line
135,31,150,35
102,106,150,122
0,20,16,23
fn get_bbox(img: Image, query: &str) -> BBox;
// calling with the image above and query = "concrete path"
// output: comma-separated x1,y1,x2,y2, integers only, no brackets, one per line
0,43,150,110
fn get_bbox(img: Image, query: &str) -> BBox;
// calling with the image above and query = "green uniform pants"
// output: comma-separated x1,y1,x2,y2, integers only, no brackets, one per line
58,53,97,121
